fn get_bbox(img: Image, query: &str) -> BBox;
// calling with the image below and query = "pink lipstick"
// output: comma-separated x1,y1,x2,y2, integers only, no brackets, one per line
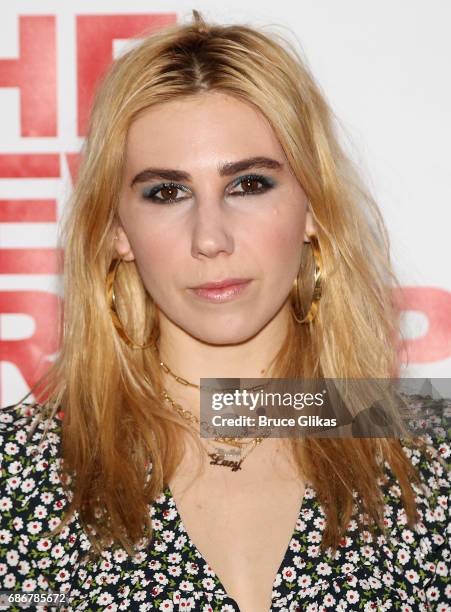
189,278,252,303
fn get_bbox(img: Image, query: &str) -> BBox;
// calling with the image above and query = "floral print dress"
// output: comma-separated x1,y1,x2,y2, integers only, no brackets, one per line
0,401,449,611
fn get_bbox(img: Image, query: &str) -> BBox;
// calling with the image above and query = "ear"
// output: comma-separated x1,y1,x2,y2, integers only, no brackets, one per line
303,207,318,243
112,224,135,262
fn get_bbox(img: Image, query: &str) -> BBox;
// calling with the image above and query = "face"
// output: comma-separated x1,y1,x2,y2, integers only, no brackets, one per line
114,91,317,345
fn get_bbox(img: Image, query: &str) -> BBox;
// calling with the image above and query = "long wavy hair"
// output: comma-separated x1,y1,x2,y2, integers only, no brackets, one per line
19,9,438,560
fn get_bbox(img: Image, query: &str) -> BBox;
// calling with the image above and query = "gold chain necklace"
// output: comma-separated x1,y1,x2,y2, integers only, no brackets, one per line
160,388,267,472
156,350,268,448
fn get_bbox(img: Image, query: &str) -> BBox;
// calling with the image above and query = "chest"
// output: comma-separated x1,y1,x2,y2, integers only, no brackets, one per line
167,440,306,612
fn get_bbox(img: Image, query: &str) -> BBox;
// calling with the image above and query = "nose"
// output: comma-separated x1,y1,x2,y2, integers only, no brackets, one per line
190,197,234,259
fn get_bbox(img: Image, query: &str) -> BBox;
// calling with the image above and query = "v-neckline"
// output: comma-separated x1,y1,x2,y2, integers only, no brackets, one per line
163,480,313,609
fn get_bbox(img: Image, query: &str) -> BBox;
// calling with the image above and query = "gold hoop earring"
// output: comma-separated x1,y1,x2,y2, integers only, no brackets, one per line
291,234,323,324
106,257,155,349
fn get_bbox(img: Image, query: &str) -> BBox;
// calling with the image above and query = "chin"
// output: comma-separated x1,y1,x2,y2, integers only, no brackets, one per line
186,321,263,347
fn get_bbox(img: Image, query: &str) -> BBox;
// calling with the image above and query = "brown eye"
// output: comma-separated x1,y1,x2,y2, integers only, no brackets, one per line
160,186,179,201
242,178,261,193
229,175,274,197
142,182,190,204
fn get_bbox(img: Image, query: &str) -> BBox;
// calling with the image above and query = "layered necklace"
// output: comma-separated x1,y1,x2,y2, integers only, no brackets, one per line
158,357,269,472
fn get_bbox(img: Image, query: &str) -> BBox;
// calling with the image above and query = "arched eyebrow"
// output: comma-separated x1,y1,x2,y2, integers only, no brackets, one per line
130,156,284,187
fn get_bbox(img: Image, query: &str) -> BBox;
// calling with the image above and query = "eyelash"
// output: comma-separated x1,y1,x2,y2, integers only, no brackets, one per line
141,174,275,204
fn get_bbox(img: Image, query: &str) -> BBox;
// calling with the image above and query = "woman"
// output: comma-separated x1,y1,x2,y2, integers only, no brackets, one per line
0,10,449,612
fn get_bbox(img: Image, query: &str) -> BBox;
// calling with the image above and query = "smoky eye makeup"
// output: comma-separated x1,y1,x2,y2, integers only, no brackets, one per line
140,173,277,205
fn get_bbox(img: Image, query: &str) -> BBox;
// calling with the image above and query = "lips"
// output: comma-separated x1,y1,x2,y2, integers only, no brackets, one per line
191,278,251,290
188,279,252,303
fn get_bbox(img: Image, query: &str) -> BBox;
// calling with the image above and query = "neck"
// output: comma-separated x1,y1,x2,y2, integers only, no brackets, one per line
156,303,291,420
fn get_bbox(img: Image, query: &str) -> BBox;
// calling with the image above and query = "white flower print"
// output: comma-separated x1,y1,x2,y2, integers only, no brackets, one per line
202,577,215,590
313,516,326,530
131,569,145,582
361,545,375,559
4,442,19,455
322,593,336,607
33,504,48,519
295,518,306,530
162,528,175,542
152,518,163,530
297,574,312,589
432,532,445,546
12,516,23,529
3,573,16,588
344,550,358,563
301,508,314,521
396,547,411,565
368,576,382,589
436,561,448,577
113,548,128,563
344,573,358,588
401,529,415,544
119,598,130,609
22,578,37,590
97,592,114,605
346,589,359,603
317,562,332,576
49,469,60,485
340,536,352,548
382,572,394,588
185,561,199,575
0,403,449,610
307,544,320,557
155,572,169,585
179,579,194,591
273,572,282,587
293,555,306,569
48,516,61,529
289,539,301,552
0,529,12,544
8,460,21,474
15,430,26,444
174,534,187,550
202,564,215,578
131,550,146,564
21,478,35,493
6,550,19,566
425,585,441,601
50,544,65,559
282,566,296,582
55,568,70,582
167,552,181,564
307,530,322,543
17,560,30,575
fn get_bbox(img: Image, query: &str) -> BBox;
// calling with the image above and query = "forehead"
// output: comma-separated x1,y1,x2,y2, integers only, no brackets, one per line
125,91,285,168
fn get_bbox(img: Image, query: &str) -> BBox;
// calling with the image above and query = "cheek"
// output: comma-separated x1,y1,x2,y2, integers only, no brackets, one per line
130,235,181,292
253,213,303,270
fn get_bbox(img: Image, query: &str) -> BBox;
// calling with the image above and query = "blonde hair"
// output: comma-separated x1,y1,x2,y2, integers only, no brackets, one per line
22,9,437,560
